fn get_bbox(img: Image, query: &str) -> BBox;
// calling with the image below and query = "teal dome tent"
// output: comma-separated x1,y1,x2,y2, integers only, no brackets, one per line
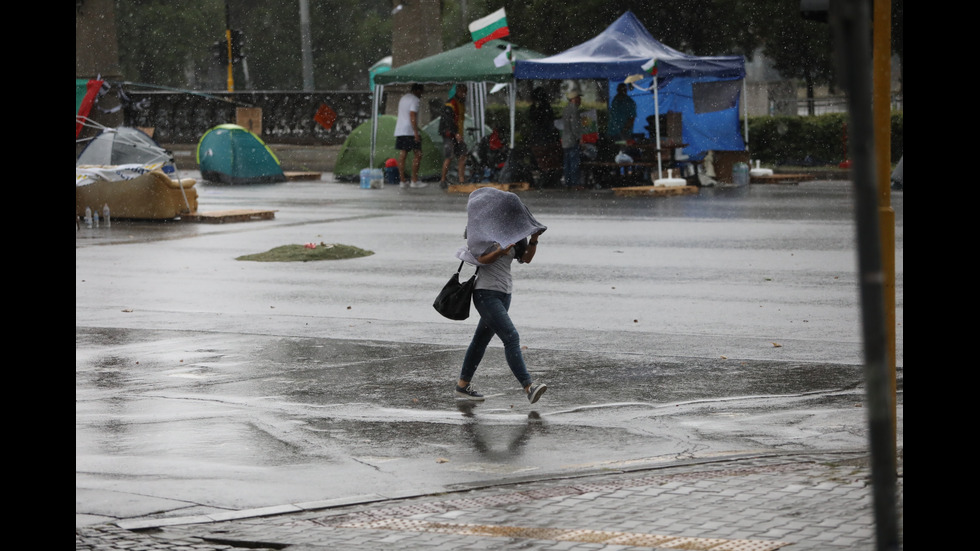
197,124,286,185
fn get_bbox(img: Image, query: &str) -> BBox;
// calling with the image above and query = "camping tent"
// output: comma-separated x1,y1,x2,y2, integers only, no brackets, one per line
370,39,545,166
76,126,177,174
334,115,442,181
514,11,747,159
196,124,286,185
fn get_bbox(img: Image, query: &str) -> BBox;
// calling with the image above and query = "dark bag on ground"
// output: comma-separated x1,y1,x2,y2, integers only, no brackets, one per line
433,261,479,320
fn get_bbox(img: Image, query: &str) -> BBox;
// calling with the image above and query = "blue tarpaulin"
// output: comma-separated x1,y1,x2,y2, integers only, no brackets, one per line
514,11,746,158
626,75,746,156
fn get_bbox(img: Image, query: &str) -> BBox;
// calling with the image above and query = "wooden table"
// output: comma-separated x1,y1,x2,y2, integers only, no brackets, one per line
629,142,688,162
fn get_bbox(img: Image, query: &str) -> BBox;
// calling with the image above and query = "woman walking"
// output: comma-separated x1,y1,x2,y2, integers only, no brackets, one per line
454,187,548,404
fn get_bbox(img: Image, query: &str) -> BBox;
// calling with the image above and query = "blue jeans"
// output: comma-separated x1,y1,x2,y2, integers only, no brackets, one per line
563,145,581,187
459,289,532,388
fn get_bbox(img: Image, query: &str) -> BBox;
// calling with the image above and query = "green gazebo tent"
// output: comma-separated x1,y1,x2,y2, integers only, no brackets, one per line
370,40,545,167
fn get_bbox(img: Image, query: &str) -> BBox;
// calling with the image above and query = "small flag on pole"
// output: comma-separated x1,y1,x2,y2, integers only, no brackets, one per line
493,44,512,67
469,8,509,48
642,58,659,76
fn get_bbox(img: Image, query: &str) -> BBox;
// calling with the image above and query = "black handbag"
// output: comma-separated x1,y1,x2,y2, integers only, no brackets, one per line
433,261,479,320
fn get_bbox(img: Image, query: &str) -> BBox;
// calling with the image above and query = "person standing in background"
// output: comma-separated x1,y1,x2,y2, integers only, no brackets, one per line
607,83,636,141
439,84,469,187
561,89,584,189
528,86,559,147
394,83,426,188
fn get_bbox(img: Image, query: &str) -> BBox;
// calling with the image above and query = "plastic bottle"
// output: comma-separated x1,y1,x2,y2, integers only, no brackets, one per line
103,204,111,228
732,162,749,186
84,206,93,228
369,168,383,189
93,208,100,227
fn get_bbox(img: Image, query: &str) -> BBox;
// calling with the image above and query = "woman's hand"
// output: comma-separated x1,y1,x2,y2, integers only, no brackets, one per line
477,243,513,264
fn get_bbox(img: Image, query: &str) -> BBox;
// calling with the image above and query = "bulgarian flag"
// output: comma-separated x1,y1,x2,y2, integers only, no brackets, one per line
469,8,509,48
642,58,659,77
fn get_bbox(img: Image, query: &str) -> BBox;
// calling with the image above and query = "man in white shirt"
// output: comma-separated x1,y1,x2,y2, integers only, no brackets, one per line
394,83,427,188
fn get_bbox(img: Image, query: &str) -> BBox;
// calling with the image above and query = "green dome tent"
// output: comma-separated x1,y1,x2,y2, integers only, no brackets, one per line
334,115,441,182
196,124,286,185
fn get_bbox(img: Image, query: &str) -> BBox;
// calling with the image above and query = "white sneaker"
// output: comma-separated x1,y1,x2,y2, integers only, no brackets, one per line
399,181,410,189
410,181,428,188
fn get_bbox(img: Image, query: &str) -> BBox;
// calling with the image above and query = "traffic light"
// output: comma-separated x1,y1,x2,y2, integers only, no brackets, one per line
213,39,229,64
800,0,829,22
230,29,245,63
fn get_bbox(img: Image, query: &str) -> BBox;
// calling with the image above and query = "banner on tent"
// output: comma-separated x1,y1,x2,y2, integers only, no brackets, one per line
76,163,166,187
692,80,741,114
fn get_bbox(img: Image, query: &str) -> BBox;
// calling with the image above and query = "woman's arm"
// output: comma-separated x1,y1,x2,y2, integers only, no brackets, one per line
477,243,513,264
520,232,543,264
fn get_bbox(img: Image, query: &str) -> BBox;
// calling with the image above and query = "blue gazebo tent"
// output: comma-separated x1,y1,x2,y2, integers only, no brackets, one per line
514,11,747,158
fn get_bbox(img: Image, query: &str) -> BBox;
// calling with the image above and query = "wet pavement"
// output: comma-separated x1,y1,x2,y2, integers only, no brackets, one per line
76,176,903,549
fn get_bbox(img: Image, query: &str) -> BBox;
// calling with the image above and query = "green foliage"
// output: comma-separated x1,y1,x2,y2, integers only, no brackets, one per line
111,0,902,96
113,0,392,90
114,0,225,88
747,113,904,165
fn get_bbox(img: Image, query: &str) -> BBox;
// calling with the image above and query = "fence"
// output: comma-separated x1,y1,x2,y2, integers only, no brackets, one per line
121,89,903,146
769,94,903,116
123,90,379,145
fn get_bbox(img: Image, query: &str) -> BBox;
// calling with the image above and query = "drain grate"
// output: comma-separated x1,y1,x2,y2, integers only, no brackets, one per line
340,518,790,550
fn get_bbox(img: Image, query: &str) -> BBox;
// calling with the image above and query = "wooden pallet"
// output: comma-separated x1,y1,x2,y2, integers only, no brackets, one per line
447,182,531,193
181,209,277,223
612,185,699,198
750,173,815,185
284,171,322,181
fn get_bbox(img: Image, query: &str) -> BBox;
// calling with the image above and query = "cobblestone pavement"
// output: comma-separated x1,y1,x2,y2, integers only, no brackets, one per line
76,450,902,550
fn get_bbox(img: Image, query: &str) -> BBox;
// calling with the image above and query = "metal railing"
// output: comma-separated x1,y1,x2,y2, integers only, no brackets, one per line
769,93,903,116
123,90,379,145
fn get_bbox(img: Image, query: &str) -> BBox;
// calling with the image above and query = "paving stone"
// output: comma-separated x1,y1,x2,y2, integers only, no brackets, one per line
77,452,902,551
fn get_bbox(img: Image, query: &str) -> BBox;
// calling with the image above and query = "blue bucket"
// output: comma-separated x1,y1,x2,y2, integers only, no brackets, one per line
384,166,400,185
